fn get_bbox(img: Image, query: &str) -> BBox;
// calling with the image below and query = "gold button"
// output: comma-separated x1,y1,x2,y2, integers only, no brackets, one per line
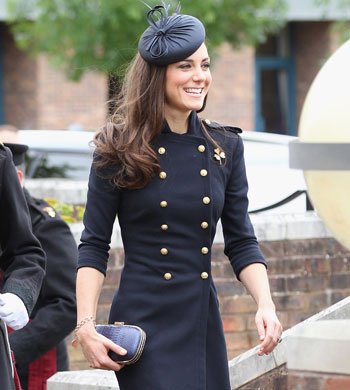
158,147,166,155
160,248,168,255
159,171,167,180
203,197,211,205
164,273,172,280
160,201,168,208
161,224,168,231
201,272,209,280
201,222,209,229
200,169,208,177
201,247,209,255
198,145,206,153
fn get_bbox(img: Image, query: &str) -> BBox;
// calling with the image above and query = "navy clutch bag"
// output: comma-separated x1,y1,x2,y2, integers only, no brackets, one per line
96,322,146,365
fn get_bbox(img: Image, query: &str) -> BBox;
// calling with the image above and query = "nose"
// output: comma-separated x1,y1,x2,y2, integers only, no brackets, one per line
192,66,205,82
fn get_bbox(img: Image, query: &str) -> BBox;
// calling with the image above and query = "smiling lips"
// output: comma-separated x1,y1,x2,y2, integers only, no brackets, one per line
184,87,204,96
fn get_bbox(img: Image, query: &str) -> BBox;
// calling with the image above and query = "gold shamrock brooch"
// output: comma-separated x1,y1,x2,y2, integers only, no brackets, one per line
214,147,226,165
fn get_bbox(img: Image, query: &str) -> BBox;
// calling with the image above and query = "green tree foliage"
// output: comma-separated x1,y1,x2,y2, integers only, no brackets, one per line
44,197,85,223
6,0,287,80
314,0,350,41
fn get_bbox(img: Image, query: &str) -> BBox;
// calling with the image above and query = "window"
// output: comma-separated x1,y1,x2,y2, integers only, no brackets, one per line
255,25,296,135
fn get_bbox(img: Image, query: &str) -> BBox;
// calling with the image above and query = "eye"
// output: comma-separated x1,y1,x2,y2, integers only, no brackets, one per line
202,63,211,69
178,63,191,69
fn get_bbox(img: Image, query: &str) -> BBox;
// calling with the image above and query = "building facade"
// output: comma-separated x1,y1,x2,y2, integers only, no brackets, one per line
0,0,347,133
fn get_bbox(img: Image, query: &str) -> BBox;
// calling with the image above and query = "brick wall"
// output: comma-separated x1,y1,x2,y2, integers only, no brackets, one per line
36,55,107,130
68,236,350,370
2,23,108,130
287,370,350,390
239,365,288,390
2,23,39,129
202,43,255,131
235,366,350,390
3,22,338,134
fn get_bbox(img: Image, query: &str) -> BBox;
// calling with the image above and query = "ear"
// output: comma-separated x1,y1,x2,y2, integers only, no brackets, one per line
17,169,24,186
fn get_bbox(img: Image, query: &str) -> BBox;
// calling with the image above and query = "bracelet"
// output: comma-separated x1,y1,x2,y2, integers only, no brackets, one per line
75,316,96,335
72,316,96,347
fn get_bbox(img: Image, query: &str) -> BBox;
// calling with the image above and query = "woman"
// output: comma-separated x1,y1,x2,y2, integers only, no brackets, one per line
75,4,282,390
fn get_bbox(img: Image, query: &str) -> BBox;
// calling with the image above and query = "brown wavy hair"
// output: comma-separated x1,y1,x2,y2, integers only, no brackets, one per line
93,53,166,189
94,52,219,189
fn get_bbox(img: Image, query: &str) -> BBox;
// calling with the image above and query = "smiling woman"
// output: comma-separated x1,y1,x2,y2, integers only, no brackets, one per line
75,4,282,390
164,44,212,125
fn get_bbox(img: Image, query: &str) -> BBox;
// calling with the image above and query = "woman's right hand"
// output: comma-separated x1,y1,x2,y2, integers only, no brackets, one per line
76,323,127,371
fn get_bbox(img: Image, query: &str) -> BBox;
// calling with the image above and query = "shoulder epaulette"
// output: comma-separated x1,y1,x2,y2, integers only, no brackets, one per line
32,198,57,219
25,191,58,226
41,205,57,218
202,119,242,134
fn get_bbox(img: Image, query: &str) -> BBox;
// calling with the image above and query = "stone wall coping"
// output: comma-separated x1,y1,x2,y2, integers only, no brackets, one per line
70,211,332,247
229,296,350,389
26,179,88,205
27,177,331,246
47,369,118,390
48,297,350,390
287,319,350,374
249,211,332,242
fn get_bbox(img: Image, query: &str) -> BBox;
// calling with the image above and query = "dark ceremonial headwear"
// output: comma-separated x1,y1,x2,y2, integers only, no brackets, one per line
4,142,28,166
138,3,206,66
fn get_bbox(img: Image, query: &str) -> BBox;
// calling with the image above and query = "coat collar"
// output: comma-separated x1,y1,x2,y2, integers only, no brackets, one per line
162,111,202,137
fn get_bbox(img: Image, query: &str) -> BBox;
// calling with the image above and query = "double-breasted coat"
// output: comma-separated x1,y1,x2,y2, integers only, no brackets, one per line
9,190,77,390
0,144,46,390
78,112,266,390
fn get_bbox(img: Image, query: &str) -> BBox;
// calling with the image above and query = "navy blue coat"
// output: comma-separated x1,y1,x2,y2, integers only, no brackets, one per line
78,112,266,390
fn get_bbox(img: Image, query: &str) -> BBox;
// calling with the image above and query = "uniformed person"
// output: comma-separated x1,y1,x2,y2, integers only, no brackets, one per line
0,143,46,390
0,138,77,390
75,4,283,390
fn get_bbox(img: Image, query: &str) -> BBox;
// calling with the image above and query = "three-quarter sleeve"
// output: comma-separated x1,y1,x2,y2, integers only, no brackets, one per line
78,163,121,275
221,136,266,279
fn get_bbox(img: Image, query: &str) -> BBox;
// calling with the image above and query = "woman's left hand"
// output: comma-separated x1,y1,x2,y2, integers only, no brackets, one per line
255,305,283,356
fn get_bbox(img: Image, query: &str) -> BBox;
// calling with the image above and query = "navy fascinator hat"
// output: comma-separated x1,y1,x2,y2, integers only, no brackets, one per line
138,2,206,66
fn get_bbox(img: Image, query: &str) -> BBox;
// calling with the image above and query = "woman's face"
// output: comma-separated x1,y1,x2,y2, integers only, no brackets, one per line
164,43,212,115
